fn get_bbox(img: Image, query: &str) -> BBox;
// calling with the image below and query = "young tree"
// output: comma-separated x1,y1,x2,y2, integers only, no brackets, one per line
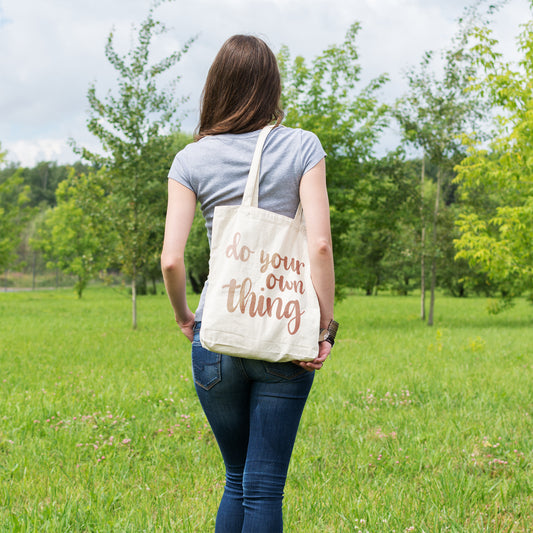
32,169,117,298
0,144,34,275
279,22,391,295
73,0,194,326
380,158,424,295
394,4,493,324
455,7,533,309
336,151,419,295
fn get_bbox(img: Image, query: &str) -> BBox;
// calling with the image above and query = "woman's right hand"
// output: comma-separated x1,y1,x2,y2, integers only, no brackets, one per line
292,341,331,371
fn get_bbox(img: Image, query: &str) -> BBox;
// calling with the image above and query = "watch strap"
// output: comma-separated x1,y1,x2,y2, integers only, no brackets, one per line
319,319,339,346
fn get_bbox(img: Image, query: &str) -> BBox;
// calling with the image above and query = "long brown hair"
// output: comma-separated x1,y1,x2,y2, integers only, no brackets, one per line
196,35,283,139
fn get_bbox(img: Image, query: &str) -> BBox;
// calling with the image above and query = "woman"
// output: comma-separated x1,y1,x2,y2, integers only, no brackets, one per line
161,35,336,533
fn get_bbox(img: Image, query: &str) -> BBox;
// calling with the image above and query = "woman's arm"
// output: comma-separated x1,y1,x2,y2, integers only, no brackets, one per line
161,179,197,342
297,157,335,370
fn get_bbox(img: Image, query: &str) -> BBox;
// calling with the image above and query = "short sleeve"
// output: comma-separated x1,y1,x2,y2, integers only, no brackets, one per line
300,130,326,175
168,149,195,193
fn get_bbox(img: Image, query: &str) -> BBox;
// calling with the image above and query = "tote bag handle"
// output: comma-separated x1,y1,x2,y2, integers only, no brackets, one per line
242,125,275,208
241,125,305,224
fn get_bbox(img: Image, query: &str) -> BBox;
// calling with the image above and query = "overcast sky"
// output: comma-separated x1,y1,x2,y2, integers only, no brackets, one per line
0,0,530,167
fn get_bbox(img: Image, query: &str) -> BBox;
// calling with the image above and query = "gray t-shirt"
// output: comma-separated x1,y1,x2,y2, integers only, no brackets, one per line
168,125,326,319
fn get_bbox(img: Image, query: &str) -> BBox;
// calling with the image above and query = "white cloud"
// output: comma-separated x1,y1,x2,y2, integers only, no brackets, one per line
0,0,531,167
6,138,77,167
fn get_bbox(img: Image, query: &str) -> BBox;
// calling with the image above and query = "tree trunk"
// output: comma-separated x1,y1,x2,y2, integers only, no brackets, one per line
132,185,139,330
76,276,84,299
420,156,426,321
132,264,137,330
428,258,437,326
427,166,441,327
32,252,36,290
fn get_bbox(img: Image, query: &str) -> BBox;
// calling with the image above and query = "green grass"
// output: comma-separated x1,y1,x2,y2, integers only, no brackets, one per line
1,287,532,532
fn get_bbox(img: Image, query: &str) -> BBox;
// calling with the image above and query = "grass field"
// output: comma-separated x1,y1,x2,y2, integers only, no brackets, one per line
0,287,532,532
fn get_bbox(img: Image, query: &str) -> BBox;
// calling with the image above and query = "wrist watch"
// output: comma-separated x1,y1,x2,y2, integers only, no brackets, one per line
319,319,339,346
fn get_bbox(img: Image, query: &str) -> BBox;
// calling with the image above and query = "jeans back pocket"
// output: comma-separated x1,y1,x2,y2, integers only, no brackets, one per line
192,339,222,391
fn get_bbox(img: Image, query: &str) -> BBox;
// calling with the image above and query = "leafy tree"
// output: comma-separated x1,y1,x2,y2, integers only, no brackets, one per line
279,22,391,295
73,1,194,326
32,169,117,298
394,4,492,324
0,144,34,273
0,161,92,208
336,151,419,295
0,161,19,186
436,203,493,298
22,162,84,207
455,8,533,309
138,132,194,295
380,159,424,295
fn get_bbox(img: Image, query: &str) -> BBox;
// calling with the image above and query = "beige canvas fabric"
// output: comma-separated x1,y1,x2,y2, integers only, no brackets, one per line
200,125,320,362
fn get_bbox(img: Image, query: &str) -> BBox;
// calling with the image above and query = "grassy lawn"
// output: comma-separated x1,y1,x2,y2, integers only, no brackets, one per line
0,287,532,532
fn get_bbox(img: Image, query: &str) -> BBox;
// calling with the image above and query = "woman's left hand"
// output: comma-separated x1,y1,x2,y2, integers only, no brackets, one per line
292,341,331,371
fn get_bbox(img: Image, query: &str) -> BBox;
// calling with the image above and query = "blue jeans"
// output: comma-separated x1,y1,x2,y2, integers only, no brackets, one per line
192,322,314,533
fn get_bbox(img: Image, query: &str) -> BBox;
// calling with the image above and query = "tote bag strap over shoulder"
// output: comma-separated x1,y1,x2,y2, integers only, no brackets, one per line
242,125,275,208
241,124,304,224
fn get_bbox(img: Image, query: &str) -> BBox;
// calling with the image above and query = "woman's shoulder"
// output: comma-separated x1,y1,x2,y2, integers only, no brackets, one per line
268,125,321,148
273,125,318,140
172,135,217,163
270,125,324,153
169,136,218,184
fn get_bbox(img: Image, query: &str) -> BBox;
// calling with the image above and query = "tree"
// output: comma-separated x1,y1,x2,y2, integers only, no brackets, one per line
335,151,419,295
454,7,533,309
21,162,81,208
380,158,424,295
0,144,34,274
279,22,391,295
32,169,117,298
394,4,492,324
0,161,93,209
73,0,194,326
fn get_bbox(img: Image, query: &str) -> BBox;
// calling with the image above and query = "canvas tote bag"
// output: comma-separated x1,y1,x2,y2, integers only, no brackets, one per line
200,125,320,362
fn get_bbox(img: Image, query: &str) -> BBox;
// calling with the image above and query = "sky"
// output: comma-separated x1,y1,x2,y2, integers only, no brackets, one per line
0,0,531,167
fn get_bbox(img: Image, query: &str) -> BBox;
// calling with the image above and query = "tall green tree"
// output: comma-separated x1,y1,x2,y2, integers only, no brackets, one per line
0,144,34,274
32,169,117,298
394,4,492,324
380,158,424,295
455,6,533,308
337,151,419,295
0,161,92,209
73,0,194,326
279,22,391,295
